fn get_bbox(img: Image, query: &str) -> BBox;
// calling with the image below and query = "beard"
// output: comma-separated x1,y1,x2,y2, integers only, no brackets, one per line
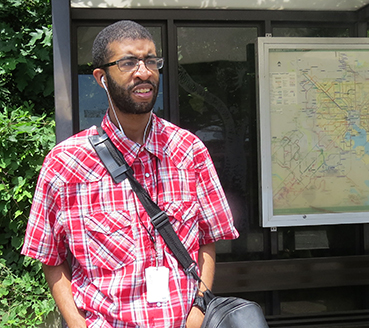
105,73,158,115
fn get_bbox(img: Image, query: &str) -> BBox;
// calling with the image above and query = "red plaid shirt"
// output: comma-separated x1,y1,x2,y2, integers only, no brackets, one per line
22,113,238,328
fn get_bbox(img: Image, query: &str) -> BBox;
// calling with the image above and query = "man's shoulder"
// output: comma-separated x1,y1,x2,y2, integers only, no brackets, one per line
155,117,209,167
43,126,103,182
49,126,97,157
156,116,198,143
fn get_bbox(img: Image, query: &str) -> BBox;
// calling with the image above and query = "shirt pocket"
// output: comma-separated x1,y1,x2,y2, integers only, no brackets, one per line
84,211,136,271
162,201,200,253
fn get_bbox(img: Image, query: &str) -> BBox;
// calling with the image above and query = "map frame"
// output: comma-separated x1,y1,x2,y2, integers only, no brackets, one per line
257,37,369,227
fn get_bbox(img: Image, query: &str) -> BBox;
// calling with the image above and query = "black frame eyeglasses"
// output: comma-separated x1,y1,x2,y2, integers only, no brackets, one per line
100,57,164,73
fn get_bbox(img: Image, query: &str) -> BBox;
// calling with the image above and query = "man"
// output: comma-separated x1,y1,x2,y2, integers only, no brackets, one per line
22,20,238,328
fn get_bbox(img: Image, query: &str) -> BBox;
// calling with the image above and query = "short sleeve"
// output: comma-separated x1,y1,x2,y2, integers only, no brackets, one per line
21,155,67,266
193,140,239,245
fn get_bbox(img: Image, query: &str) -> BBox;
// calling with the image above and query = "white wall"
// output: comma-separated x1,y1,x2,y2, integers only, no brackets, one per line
70,0,369,11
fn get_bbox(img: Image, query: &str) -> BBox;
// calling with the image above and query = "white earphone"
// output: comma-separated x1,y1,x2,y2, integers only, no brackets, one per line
101,75,125,137
101,76,107,90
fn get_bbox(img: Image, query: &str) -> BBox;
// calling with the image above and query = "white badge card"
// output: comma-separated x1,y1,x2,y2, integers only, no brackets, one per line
145,266,170,303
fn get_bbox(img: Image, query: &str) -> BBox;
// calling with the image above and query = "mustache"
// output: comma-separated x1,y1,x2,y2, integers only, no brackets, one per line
129,80,157,90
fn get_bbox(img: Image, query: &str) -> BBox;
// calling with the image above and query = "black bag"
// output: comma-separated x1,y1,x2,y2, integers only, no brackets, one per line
201,290,269,328
89,128,269,328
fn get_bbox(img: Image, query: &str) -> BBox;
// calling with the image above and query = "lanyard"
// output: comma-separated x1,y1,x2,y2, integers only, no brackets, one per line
133,151,160,264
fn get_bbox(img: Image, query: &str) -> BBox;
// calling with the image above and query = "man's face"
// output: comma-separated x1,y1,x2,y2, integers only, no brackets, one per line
104,39,160,115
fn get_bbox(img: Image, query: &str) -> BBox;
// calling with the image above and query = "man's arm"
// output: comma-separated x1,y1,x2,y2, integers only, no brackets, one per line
42,261,86,328
186,242,216,328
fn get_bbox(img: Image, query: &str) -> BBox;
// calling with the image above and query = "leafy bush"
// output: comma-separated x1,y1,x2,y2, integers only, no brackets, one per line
0,0,56,326
0,103,56,327
0,0,54,114
0,260,55,327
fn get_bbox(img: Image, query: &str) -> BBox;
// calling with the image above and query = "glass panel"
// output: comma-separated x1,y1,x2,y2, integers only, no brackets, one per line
270,24,366,321
77,25,163,131
277,225,360,258
273,27,350,37
269,27,362,259
177,27,260,261
280,286,364,315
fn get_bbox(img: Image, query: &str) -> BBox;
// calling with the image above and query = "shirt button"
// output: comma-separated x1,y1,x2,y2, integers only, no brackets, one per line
145,173,150,178
156,302,162,307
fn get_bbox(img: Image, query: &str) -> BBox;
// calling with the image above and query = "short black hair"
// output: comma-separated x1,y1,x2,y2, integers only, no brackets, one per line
92,20,155,68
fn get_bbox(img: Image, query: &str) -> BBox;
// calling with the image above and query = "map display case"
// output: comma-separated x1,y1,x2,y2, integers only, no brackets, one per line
257,37,369,227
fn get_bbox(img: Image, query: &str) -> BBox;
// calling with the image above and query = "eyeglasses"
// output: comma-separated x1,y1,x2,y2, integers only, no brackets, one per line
100,56,164,73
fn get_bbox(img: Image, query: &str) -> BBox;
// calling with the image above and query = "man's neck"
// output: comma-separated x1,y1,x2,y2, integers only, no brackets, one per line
109,108,152,145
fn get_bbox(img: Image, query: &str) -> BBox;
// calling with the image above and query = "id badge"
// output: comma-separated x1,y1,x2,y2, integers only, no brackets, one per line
145,266,170,303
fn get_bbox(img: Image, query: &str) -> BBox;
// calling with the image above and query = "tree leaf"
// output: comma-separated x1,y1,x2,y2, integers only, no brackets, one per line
28,28,44,46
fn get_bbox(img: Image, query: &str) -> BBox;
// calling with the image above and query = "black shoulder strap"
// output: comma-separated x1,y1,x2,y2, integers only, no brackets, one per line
89,127,132,184
88,127,201,282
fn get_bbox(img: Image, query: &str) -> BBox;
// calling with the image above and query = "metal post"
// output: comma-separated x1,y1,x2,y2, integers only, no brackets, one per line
52,0,73,144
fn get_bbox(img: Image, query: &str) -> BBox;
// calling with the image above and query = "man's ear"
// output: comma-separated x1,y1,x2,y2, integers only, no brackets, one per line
93,68,105,89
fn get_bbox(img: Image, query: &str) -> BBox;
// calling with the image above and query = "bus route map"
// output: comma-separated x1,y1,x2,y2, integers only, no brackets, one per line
269,48,369,215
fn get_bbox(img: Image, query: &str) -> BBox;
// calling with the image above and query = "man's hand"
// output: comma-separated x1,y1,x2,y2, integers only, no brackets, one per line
186,305,204,328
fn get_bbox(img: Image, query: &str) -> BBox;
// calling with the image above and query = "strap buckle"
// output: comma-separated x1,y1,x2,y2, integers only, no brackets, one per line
185,262,201,281
151,211,169,229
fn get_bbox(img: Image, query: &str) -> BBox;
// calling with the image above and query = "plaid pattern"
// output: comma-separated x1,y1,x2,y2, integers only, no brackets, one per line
22,113,238,328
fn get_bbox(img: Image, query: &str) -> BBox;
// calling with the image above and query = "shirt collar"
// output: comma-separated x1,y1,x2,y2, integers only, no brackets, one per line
100,111,165,166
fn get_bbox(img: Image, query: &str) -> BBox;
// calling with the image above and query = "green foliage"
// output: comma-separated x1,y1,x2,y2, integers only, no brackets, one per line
0,0,54,114
0,0,56,325
0,260,55,327
0,104,56,327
